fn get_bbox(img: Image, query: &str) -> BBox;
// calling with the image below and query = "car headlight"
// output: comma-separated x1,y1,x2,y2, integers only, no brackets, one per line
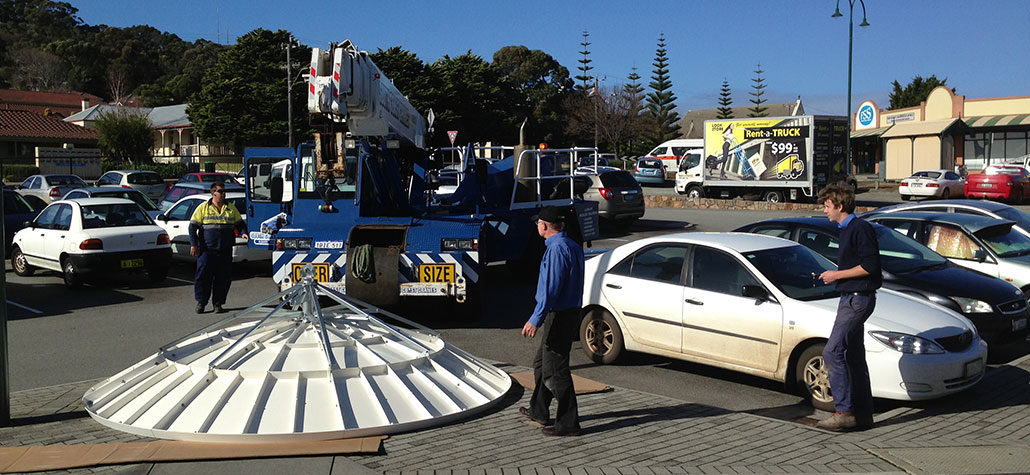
949,296,994,314
870,331,945,354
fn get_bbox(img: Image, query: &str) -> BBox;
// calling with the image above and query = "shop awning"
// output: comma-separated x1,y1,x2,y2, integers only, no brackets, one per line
851,125,893,138
880,118,971,138
964,114,1030,128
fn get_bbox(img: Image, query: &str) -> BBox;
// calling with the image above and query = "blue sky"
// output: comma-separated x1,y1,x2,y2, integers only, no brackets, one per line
73,0,1029,117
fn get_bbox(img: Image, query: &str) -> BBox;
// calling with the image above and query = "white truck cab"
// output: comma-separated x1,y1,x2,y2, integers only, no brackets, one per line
674,148,704,197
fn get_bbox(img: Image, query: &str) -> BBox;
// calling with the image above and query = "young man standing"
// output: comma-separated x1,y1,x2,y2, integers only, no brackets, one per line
519,206,585,437
816,182,880,431
189,181,248,314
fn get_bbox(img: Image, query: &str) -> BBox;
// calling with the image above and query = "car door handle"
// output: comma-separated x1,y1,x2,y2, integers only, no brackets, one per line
172,225,180,229
685,298,704,306
605,283,622,289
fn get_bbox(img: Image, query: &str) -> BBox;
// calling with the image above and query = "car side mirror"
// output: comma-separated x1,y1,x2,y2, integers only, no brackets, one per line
23,220,33,229
973,249,988,263
742,285,774,303
270,177,284,203
156,213,166,221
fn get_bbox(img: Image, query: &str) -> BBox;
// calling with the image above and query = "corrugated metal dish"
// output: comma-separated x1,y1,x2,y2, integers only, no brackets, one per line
83,274,511,442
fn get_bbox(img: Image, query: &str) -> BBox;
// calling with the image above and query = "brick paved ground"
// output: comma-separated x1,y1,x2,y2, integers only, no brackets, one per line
2,357,1029,474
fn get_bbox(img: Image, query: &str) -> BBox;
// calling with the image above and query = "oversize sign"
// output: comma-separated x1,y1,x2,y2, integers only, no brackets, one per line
703,117,812,183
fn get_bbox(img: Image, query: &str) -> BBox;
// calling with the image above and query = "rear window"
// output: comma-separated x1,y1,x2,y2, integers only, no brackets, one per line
201,174,234,182
81,203,152,228
600,171,639,188
47,175,85,186
128,172,163,185
638,160,662,169
94,190,159,211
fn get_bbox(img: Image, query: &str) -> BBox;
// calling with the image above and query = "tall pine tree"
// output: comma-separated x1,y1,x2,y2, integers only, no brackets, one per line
645,33,679,143
748,63,768,117
574,30,593,92
623,67,644,113
717,78,733,119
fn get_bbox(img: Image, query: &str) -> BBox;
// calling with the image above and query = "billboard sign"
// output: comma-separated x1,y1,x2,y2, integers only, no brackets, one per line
703,117,812,183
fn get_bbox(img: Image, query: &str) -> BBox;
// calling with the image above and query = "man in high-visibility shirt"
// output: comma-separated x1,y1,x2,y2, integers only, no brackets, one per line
189,181,248,313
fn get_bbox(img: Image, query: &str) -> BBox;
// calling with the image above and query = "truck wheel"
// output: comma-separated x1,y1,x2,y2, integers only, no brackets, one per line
763,190,784,203
686,186,704,199
794,343,835,412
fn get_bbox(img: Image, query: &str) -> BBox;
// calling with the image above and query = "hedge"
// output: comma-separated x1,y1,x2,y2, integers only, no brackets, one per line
2,165,41,182
101,161,187,179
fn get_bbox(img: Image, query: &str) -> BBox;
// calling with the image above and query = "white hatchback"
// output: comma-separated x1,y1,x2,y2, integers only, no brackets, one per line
580,232,987,410
154,192,270,263
10,197,171,287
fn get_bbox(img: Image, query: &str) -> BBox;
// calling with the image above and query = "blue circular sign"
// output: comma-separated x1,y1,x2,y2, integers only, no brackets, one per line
858,104,875,127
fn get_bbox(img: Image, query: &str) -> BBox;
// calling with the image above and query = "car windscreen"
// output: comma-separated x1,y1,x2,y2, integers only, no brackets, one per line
3,191,35,214
48,175,86,186
600,171,638,188
742,245,839,301
94,191,159,211
992,207,1030,234
976,224,1030,257
875,226,949,273
80,203,153,228
128,172,163,185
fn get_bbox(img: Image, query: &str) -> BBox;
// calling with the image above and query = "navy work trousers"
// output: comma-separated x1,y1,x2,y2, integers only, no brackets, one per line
824,293,876,415
195,250,233,306
530,308,580,433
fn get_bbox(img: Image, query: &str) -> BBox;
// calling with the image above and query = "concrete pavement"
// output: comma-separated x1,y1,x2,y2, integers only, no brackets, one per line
3,353,1030,475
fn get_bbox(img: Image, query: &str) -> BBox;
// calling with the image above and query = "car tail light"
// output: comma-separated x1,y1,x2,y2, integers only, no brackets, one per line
165,183,172,192
927,183,940,188
157,233,170,245
122,184,133,189
634,167,640,173
79,238,103,250
900,181,909,187
234,228,241,237
49,187,61,198
599,187,615,200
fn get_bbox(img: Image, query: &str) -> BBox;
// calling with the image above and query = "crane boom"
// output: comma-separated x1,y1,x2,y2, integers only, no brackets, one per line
308,40,425,148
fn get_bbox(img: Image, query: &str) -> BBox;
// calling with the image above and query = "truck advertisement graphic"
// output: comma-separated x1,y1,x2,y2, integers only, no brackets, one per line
703,117,812,183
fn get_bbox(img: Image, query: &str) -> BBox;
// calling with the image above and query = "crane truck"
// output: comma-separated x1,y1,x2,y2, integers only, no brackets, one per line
243,40,599,308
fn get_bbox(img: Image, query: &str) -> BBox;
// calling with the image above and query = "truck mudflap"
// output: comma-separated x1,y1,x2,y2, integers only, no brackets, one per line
272,250,477,301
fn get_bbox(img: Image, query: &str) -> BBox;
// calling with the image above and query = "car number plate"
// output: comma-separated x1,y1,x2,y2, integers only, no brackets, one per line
420,263,456,283
911,183,923,187
1014,317,1028,331
982,183,995,188
291,262,332,283
120,258,144,269
965,358,984,377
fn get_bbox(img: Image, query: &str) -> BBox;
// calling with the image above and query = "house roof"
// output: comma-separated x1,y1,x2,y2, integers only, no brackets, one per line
0,89,105,118
0,109,98,140
679,100,806,139
65,103,191,130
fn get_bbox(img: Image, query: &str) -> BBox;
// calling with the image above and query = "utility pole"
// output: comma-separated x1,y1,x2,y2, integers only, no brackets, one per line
287,34,294,150
1,177,9,426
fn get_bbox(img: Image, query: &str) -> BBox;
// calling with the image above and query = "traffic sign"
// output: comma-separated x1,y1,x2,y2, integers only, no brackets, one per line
447,130,458,145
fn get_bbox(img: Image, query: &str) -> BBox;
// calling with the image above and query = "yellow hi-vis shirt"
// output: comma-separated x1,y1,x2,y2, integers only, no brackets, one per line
189,199,244,252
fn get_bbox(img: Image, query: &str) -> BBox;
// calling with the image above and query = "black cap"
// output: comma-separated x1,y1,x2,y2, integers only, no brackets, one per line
532,205,566,224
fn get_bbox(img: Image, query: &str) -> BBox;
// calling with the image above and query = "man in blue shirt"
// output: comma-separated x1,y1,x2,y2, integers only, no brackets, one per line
816,182,880,432
519,206,584,436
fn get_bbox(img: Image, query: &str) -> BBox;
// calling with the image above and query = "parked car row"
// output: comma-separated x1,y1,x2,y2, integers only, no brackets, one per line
900,166,1030,204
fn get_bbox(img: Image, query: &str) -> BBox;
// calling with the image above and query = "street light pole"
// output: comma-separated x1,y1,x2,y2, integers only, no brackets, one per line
832,0,869,179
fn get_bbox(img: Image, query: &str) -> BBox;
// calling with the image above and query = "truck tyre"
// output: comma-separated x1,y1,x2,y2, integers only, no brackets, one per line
763,190,784,203
794,343,835,411
686,186,704,199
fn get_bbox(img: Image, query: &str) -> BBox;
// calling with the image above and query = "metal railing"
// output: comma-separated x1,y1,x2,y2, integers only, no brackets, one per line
509,147,597,210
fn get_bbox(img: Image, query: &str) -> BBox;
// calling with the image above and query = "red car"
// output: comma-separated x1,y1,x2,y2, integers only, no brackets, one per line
177,172,240,185
965,165,1030,203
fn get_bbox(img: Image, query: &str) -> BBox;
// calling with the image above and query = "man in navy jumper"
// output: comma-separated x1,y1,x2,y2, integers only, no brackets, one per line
816,182,881,432
519,205,585,437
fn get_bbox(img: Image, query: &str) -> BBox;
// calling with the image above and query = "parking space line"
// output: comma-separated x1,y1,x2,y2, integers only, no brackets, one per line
7,301,42,314
167,277,194,285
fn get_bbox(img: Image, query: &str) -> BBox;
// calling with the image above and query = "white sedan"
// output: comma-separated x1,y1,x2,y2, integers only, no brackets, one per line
155,192,270,263
899,169,966,200
10,197,171,287
580,232,987,410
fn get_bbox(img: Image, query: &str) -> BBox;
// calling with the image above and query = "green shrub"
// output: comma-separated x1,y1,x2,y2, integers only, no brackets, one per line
2,164,40,182
101,161,187,179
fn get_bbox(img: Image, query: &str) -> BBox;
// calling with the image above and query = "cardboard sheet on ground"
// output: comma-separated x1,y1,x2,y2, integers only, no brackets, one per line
510,372,611,395
0,437,385,473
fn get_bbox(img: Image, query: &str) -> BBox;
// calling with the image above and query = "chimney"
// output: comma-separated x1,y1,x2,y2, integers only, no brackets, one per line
81,99,90,111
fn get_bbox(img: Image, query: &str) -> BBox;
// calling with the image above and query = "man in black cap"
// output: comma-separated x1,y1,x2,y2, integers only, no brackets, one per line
518,205,585,436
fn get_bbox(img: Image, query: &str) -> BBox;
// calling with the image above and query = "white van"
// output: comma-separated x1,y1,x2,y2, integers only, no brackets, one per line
645,139,704,177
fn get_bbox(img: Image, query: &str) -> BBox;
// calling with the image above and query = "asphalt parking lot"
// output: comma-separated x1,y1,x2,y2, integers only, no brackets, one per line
6,201,1029,429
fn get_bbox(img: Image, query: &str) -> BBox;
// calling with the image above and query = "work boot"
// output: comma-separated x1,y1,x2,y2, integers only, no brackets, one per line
195,301,206,314
816,411,856,432
214,304,225,314
541,426,580,437
518,407,551,426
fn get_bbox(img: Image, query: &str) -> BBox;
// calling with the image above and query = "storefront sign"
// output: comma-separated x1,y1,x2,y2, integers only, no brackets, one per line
886,112,916,124
856,101,878,130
